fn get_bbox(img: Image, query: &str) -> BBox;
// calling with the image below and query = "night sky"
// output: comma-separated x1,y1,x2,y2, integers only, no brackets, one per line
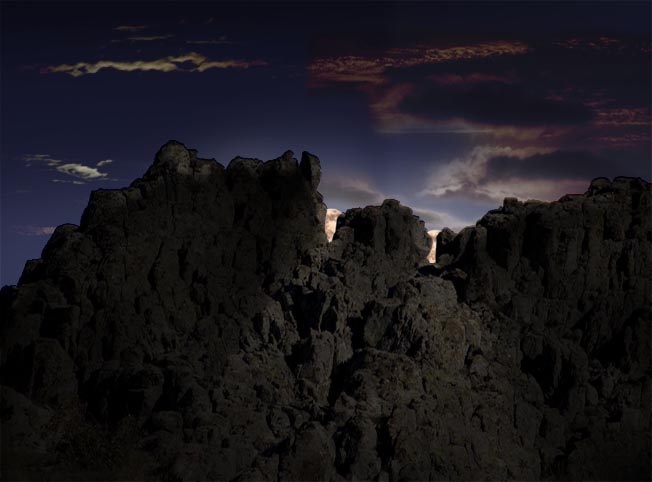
2,1,651,285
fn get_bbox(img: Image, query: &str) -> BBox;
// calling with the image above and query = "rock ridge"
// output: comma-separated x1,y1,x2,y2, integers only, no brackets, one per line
1,141,650,481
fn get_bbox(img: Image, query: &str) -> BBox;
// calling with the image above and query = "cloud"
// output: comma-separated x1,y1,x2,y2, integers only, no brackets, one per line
55,163,108,180
320,175,385,208
23,153,112,182
479,178,590,202
588,133,651,147
114,25,147,32
51,179,86,185
42,52,267,77
325,208,342,241
555,36,651,54
308,33,649,156
486,149,617,180
308,40,529,85
420,145,548,200
427,72,517,85
117,35,173,42
387,41,529,66
195,59,267,72
366,81,586,138
322,172,472,231
368,83,532,135
399,81,594,127
411,208,445,226
594,107,651,127
411,207,474,232
186,36,233,45
23,154,62,167
13,225,56,236
419,145,606,203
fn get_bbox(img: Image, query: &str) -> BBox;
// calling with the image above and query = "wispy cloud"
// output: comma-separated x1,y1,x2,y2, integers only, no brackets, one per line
555,36,650,54
114,25,148,32
308,40,529,85
419,145,547,201
13,225,56,236
594,107,651,126
412,208,473,231
23,153,113,182
42,52,268,77
186,36,233,45
367,84,493,135
588,133,650,147
321,175,385,208
411,208,446,226
51,179,86,185
419,145,600,203
23,154,63,167
111,35,173,43
366,84,553,137
428,73,517,85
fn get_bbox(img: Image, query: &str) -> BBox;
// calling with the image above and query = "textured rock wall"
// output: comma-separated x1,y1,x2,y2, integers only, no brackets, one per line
1,142,650,481
437,177,652,480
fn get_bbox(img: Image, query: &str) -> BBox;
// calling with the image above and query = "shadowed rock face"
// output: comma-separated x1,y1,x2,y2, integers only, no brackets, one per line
1,142,650,481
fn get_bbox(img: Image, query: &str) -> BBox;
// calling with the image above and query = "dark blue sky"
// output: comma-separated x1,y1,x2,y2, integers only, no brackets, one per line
2,2,651,285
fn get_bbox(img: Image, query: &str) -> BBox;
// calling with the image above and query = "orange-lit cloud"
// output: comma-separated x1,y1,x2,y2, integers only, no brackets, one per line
308,56,387,85
196,59,267,72
367,83,487,134
42,52,267,77
555,36,651,55
588,133,651,147
386,41,529,65
308,40,529,85
367,83,554,139
427,72,516,85
186,36,233,45
556,36,621,50
114,25,148,32
121,35,173,42
594,107,651,126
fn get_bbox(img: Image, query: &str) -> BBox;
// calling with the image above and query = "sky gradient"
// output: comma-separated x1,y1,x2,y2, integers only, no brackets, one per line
2,1,651,285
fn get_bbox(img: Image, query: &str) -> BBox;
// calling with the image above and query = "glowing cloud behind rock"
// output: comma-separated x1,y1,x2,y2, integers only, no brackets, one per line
325,208,342,241
427,229,440,263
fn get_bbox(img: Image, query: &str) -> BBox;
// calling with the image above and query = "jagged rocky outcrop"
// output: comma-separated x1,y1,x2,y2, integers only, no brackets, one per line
1,141,650,481
435,178,652,480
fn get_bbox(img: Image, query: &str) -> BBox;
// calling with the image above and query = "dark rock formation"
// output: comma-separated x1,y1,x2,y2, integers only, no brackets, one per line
1,142,650,481
436,177,652,480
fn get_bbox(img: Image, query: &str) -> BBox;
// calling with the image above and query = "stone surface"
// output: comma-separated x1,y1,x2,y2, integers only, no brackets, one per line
1,141,649,480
